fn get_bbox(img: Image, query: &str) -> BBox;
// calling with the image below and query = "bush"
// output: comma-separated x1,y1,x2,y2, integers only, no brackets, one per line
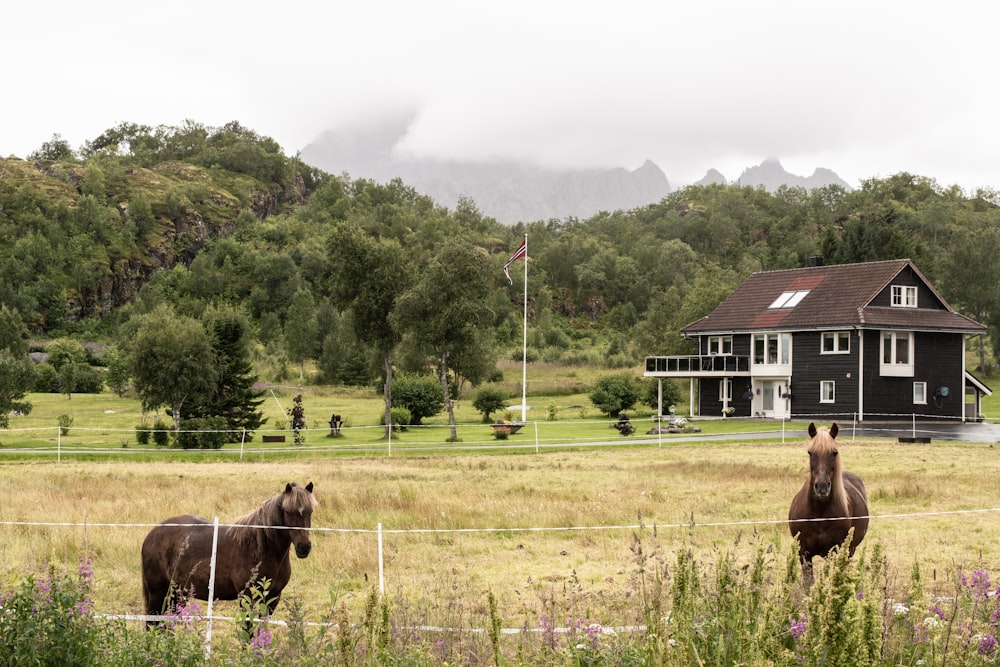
151,419,171,447
472,387,509,422
390,375,444,424
641,377,683,414
32,363,58,392
135,423,151,445
379,407,411,431
177,416,228,449
57,414,73,436
589,372,641,418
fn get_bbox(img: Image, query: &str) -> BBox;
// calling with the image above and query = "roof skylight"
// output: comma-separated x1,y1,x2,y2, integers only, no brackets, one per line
768,290,810,309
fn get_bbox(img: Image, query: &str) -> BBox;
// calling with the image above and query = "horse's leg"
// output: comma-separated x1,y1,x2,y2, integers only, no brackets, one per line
800,554,815,591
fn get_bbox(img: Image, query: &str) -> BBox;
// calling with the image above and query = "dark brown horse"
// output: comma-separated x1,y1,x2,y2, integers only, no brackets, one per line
788,423,868,587
141,481,317,626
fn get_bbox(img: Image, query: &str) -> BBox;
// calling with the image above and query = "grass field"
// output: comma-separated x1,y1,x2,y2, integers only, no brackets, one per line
4,364,1000,657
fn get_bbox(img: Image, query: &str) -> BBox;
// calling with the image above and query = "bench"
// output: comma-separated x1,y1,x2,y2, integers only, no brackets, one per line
898,436,932,443
262,435,286,443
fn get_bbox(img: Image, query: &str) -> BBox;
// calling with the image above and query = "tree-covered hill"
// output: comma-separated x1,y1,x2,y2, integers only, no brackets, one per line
4,119,1000,390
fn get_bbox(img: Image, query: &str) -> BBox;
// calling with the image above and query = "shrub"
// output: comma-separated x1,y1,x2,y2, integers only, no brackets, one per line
57,414,73,436
473,387,509,422
177,416,228,449
589,372,641,417
151,419,170,447
379,407,411,431
390,375,443,425
135,423,151,445
641,377,683,414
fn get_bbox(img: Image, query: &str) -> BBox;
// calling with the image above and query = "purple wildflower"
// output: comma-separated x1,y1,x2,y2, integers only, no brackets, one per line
250,627,273,655
990,609,1000,629
789,615,807,640
978,634,997,656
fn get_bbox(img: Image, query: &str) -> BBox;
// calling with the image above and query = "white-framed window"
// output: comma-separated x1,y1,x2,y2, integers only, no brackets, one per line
821,331,851,354
820,381,836,403
719,378,733,402
753,333,792,365
913,381,927,404
769,290,810,309
880,331,914,376
708,335,733,356
891,285,918,308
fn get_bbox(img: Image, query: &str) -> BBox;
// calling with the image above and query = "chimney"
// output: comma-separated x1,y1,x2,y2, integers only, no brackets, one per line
808,255,824,267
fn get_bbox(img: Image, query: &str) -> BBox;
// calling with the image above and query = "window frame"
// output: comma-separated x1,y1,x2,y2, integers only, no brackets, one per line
913,381,927,405
753,332,792,366
880,330,915,377
891,285,918,308
820,380,836,403
719,378,733,402
821,331,851,355
707,335,733,356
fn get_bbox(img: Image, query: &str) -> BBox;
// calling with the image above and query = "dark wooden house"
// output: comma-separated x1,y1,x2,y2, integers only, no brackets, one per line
644,259,990,421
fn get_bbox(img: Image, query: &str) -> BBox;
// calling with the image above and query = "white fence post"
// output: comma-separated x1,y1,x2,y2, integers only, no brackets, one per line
204,516,221,658
377,522,385,595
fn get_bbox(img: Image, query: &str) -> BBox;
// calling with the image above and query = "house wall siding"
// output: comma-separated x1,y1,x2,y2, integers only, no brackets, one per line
859,330,965,418
788,330,858,418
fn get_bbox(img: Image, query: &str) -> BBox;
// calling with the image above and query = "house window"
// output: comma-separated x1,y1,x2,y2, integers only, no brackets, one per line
880,331,914,376
708,336,732,355
769,290,810,309
820,381,836,403
913,382,927,404
891,285,918,308
719,378,733,402
753,333,792,365
821,331,851,354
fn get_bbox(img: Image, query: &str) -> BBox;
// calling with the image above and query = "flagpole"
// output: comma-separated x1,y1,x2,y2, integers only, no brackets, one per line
520,234,528,423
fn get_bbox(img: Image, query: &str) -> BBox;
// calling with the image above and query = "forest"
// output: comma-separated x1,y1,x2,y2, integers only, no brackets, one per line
3,120,1000,414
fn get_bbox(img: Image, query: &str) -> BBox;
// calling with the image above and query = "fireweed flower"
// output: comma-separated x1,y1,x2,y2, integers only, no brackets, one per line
250,627,273,655
789,615,807,640
977,634,998,656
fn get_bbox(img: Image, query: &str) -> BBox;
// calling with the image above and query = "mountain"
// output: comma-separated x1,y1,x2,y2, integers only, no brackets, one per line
299,118,672,225
697,157,851,191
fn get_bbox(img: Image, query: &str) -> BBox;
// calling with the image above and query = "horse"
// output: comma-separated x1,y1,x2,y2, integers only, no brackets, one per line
141,481,317,628
788,423,868,587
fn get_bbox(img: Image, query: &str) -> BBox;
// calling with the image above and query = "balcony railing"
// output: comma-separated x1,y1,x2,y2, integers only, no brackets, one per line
644,355,751,375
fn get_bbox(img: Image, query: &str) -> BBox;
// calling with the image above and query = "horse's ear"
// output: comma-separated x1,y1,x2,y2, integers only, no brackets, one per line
808,423,818,438
305,482,314,493
284,482,293,494
830,423,839,439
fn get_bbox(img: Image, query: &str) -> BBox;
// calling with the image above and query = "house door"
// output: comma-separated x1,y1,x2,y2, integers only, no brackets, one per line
758,380,789,420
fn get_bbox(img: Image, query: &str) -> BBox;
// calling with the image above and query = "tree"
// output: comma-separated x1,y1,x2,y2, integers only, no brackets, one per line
393,240,494,440
589,372,642,418
641,377,683,414
193,307,267,439
127,305,217,432
472,387,509,422
0,351,33,428
285,287,319,382
29,134,75,161
0,306,29,357
288,394,305,446
328,226,414,438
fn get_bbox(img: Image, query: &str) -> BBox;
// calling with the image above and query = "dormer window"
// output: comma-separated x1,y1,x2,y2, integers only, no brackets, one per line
891,285,917,308
768,290,809,309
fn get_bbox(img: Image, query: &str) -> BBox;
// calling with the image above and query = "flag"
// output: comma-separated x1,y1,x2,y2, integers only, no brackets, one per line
503,239,527,285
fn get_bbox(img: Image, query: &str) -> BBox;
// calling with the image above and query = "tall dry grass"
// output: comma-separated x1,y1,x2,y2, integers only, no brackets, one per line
1,438,999,631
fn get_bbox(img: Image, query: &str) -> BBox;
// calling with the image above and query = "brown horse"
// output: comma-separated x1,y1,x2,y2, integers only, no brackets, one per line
788,423,868,587
141,481,317,626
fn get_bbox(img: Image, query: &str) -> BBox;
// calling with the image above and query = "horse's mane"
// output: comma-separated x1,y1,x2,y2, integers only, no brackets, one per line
229,484,318,554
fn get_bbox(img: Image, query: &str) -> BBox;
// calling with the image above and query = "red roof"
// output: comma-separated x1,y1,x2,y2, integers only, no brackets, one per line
681,259,985,335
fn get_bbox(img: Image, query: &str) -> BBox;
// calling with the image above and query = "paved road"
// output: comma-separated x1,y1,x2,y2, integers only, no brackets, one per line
636,420,1000,445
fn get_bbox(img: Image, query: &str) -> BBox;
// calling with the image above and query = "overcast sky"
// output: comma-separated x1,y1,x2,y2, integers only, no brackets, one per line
3,1,998,190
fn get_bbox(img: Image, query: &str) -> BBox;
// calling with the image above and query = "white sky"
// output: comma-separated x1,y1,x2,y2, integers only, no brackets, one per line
3,1,998,190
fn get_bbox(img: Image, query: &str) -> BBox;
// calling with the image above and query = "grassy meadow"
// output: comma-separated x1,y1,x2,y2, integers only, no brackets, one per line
3,361,1000,663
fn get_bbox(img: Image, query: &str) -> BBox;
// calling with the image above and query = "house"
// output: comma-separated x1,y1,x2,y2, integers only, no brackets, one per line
644,258,990,422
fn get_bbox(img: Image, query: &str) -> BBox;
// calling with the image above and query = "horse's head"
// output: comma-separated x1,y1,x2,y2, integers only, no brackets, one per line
807,422,840,499
280,482,317,558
